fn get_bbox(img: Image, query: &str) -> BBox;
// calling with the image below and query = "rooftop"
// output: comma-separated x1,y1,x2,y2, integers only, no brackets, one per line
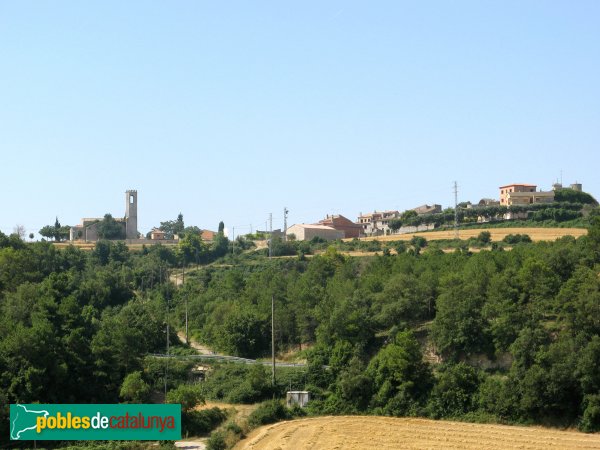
289,224,338,231
499,183,537,188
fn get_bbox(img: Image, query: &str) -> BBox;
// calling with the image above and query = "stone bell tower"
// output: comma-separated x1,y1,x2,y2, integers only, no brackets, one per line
125,190,138,239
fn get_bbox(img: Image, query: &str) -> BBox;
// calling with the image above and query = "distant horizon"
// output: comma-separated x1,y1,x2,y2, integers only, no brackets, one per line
2,178,594,239
2,1,599,238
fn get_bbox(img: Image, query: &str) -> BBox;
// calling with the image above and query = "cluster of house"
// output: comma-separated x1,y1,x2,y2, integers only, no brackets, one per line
286,206,438,241
284,181,583,241
69,181,583,243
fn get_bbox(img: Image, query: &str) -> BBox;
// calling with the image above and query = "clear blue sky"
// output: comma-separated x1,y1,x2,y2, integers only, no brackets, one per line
1,1,599,237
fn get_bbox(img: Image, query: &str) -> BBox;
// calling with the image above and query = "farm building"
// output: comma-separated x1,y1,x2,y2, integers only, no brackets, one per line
317,214,363,238
286,224,344,241
286,391,310,408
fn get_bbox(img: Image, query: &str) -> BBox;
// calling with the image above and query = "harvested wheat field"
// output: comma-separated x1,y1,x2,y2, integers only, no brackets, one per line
234,416,600,450
352,227,587,243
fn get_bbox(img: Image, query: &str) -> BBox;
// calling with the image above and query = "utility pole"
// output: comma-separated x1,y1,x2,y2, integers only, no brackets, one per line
271,294,276,386
453,181,459,240
268,213,273,258
185,294,188,345
283,207,289,241
165,291,169,402
232,226,235,255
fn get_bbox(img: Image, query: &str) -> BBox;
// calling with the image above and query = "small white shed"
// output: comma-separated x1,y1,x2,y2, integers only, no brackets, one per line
286,391,310,408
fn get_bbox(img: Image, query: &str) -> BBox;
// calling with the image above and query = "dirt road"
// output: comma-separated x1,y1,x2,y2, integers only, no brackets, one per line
234,416,600,450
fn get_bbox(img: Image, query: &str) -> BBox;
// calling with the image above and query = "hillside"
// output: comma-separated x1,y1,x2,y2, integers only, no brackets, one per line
235,416,600,450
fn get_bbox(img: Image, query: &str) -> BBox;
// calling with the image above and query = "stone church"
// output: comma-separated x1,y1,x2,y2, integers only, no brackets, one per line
70,190,139,241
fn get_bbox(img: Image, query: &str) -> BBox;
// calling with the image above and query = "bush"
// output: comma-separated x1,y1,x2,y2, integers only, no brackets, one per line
201,364,271,404
206,431,227,450
166,384,205,412
247,400,291,429
477,231,491,245
120,371,151,403
426,363,481,419
182,407,228,436
503,234,532,244
580,394,600,432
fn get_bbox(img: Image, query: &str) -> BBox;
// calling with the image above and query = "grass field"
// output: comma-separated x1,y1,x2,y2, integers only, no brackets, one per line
351,227,587,243
52,241,178,251
234,416,600,450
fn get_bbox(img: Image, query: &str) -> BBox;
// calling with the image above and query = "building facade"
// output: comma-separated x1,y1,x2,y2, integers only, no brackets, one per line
317,214,363,239
499,184,554,206
286,224,344,241
70,190,139,241
356,210,400,236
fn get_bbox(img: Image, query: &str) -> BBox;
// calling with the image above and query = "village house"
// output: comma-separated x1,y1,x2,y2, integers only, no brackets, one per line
411,204,442,215
286,224,344,241
499,183,555,206
356,210,400,236
317,214,363,239
149,228,166,240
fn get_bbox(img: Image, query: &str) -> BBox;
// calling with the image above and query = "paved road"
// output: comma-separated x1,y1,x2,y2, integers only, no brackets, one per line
148,352,308,367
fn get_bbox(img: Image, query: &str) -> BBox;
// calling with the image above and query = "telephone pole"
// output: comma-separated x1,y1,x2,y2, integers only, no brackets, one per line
268,213,273,258
185,294,188,345
453,181,459,240
283,207,289,241
271,294,276,386
269,212,275,385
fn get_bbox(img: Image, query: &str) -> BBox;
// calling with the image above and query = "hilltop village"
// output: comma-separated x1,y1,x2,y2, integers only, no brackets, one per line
65,181,592,244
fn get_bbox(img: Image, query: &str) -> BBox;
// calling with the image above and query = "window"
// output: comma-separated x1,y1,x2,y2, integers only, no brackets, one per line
130,195,134,204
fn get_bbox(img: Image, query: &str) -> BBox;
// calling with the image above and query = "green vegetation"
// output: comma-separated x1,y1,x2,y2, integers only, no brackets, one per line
97,213,126,239
2,216,600,448
39,216,71,241
388,196,598,231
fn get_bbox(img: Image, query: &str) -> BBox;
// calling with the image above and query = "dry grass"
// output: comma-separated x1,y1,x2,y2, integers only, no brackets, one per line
351,227,587,243
234,416,600,450
51,241,178,251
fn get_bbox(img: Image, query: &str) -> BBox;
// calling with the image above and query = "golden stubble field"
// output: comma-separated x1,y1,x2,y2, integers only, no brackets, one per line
352,227,587,243
234,416,600,450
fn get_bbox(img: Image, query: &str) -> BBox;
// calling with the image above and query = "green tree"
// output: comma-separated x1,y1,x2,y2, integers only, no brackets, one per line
120,371,151,403
367,331,432,415
427,363,481,418
39,225,57,241
160,213,185,239
477,231,491,245
167,384,205,412
431,273,490,358
96,214,125,240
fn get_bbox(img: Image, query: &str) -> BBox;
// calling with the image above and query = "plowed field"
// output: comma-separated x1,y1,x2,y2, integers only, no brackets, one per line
234,416,600,450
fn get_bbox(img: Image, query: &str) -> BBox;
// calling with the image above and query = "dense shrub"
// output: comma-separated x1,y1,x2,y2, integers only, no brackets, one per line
502,234,532,244
206,431,227,450
247,400,291,428
182,407,228,436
